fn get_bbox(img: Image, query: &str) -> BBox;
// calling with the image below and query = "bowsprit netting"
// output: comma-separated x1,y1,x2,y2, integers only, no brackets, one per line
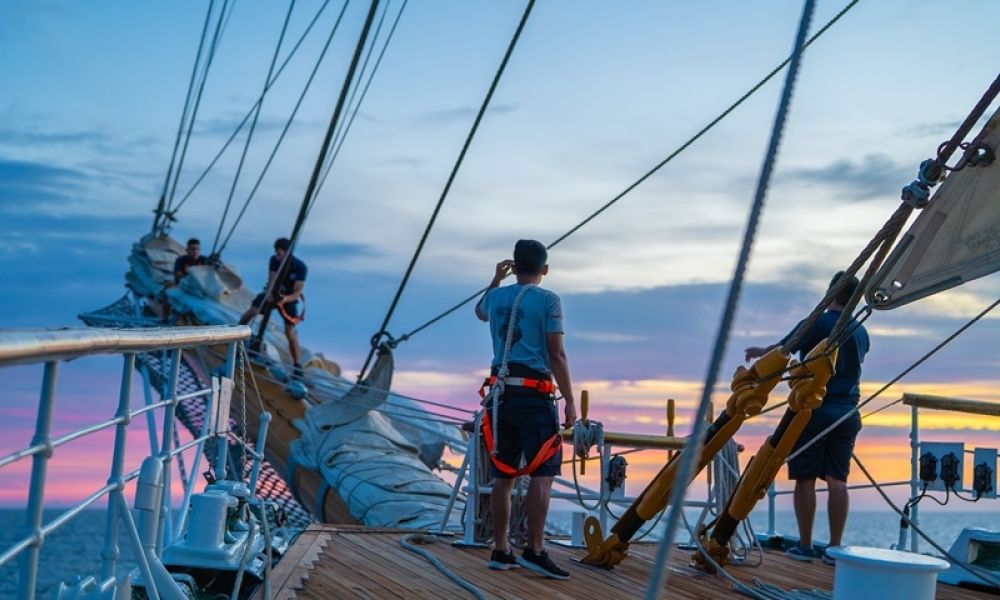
80,295,314,530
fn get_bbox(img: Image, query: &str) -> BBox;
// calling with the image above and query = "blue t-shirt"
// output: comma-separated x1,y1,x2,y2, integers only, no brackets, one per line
269,255,307,296
780,310,870,403
476,284,564,375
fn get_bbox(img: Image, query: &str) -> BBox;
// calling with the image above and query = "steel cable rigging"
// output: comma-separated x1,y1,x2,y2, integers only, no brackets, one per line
168,0,338,216
386,0,862,348
211,0,298,257
253,0,384,349
356,0,537,381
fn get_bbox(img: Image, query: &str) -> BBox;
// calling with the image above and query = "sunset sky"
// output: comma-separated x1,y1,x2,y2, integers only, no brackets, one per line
2,0,1000,537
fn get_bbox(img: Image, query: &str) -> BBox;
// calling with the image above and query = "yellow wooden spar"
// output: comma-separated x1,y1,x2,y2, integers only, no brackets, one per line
581,347,791,568
694,339,837,572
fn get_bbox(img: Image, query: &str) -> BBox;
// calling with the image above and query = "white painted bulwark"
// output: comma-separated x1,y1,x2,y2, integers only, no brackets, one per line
828,546,949,600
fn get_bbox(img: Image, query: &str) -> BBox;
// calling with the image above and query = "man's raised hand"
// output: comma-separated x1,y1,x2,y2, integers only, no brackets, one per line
492,259,515,286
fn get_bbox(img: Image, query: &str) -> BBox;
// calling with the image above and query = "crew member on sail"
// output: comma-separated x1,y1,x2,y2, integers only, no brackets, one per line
745,271,870,565
475,239,577,579
161,237,206,322
173,238,207,283
239,237,308,374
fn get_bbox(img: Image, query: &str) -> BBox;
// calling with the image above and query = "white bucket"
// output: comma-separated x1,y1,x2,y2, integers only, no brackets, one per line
827,546,950,600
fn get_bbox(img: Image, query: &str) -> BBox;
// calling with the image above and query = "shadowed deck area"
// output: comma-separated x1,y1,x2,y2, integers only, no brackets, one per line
259,525,997,599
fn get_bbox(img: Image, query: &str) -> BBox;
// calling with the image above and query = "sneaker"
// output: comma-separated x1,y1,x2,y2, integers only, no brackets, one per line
517,548,570,580
785,545,815,562
488,549,519,571
821,548,837,566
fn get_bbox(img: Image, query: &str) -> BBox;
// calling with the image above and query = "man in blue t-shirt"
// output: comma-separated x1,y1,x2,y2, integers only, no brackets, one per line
475,239,577,579
239,237,308,373
744,271,870,565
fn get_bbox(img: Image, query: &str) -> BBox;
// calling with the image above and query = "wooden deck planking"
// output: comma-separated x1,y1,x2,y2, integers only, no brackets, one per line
264,525,998,599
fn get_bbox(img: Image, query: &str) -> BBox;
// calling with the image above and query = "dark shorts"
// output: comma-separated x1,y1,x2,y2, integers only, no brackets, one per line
788,399,861,482
252,293,299,325
492,392,562,479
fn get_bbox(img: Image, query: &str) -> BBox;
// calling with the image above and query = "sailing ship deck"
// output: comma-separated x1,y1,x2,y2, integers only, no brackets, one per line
260,525,997,599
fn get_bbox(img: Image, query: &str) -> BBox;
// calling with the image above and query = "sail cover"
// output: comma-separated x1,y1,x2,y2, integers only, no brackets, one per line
868,108,1000,309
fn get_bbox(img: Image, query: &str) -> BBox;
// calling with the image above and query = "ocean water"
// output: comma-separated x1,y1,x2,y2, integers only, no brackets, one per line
2,507,997,599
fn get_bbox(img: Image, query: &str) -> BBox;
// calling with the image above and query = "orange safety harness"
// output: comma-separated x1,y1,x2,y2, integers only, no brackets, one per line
477,282,562,477
277,293,306,325
477,375,555,399
480,409,562,478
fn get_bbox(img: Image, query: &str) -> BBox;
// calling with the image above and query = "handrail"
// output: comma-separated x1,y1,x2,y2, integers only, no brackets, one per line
901,392,1000,417
0,325,251,366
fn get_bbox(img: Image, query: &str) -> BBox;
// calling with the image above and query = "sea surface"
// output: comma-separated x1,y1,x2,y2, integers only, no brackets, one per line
2,507,997,599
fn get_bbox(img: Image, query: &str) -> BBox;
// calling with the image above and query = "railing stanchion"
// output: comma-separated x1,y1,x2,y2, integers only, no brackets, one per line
138,357,160,455
910,402,920,553
101,353,135,580
19,361,59,600
248,412,272,495
175,395,214,539
439,439,470,533
157,349,182,552
459,413,481,546
599,442,611,534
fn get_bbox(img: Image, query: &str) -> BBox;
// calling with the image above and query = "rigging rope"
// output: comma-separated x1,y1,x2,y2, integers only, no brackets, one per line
211,0,298,257
253,0,383,349
312,0,408,204
153,0,217,233
215,0,353,257
400,534,488,600
646,3,816,598
391,0,862,347
785,294,1000,464
165,0,234,215
570,419,605,511
356,0,536,381
169,0,337,215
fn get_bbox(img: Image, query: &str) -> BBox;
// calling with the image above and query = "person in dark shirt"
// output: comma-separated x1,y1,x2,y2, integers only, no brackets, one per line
160,238,207,323
744,271,870,565
173,238,207,284
239,237,308,373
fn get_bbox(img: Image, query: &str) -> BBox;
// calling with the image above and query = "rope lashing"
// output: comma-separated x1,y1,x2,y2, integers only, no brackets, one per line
572,419,604,474
355,0,536,381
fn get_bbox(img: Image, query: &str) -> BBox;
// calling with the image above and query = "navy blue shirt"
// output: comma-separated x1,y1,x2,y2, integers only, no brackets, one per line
779,310,870,403
173,255,206,280
269,255,307,296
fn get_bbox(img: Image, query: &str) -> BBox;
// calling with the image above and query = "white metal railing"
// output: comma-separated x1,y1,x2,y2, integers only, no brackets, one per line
440,410,715,547
0,325,251,600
